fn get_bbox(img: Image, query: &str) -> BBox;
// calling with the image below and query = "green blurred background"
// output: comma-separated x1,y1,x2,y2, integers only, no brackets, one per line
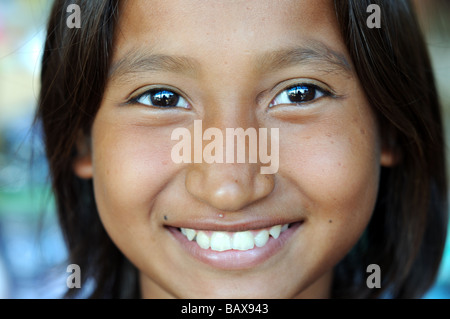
0,0,449,298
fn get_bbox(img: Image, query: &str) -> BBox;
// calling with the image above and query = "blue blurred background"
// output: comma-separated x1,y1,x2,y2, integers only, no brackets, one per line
0,0,449,298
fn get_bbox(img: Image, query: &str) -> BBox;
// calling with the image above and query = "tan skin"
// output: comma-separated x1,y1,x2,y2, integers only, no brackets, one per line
74,0,395,298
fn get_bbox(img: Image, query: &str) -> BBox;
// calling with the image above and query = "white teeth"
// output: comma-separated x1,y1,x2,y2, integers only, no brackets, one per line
269,225,281,239
232,231,254,250
254,230,269,247
179,223,290,251
185,228,197,241
196,231,210,249
210,232,232,251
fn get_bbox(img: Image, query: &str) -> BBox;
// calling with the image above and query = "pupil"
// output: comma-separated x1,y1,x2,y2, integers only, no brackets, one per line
151,90,179,107
287,85,315,103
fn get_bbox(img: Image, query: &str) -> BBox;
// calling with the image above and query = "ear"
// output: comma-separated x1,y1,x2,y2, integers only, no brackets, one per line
72,132,93,179
380,147,399,167
379,124,401,167
380,136,401,167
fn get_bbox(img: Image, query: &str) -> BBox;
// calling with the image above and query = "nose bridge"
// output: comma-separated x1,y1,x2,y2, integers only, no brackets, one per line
184,100,275,212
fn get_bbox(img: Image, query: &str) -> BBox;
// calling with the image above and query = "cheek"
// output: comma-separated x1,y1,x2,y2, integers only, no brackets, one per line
278,106,381,287
90,122,176,234
280,106,381,228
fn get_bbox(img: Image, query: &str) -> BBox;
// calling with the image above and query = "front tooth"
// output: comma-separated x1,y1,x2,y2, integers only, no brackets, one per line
269,225,282,239
232,231,254,250
281,224,289,232
254,230,269,247
210,232,232,251
196,231,210,249
184,228,197,241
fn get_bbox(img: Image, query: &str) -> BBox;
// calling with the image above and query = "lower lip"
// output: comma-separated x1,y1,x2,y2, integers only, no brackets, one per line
167,222,303,270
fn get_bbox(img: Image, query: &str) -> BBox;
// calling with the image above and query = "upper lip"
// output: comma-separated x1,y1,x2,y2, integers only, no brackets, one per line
165,217,304,232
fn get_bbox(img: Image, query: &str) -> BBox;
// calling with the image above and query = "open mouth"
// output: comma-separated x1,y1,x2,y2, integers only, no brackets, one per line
178,223,296,252
168,221,304,269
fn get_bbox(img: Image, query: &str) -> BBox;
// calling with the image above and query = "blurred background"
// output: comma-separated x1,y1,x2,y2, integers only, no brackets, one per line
0,0,449,298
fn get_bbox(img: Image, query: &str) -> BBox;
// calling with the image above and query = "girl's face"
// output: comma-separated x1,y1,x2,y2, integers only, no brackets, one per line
75,0,394,298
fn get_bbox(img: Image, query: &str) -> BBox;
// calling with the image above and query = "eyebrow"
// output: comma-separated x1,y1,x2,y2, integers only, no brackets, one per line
108,50,201,83
255,41,353,76
108,41,353,84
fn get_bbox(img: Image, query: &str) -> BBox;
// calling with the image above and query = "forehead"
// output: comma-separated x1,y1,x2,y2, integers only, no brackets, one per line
114,0,348,63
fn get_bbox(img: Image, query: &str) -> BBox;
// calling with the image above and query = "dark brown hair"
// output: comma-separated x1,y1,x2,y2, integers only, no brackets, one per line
36,0,448,298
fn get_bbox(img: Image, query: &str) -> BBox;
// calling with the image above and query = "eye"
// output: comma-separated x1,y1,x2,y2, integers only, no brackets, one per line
269,84,329,107
132,88,189,109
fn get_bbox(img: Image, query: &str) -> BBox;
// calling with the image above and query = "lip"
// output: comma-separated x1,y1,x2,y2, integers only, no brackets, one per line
167,221,303,270
166,218,300,232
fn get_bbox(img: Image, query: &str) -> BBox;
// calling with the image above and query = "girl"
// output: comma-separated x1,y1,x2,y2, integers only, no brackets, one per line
36,0,448,298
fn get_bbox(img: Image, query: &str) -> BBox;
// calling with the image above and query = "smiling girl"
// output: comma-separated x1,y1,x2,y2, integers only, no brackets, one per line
37,0,448,298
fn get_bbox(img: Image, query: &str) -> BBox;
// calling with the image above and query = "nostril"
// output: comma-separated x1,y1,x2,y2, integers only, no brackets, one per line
185,163,275,212
208,183,253,212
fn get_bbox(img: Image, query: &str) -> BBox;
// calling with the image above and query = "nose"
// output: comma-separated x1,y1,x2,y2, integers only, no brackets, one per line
186,161,274,212
184,119,275,212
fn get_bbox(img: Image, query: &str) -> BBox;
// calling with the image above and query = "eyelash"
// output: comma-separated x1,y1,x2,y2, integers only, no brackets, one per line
269,83,332,108
128,83,333,109
129,88,190,109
